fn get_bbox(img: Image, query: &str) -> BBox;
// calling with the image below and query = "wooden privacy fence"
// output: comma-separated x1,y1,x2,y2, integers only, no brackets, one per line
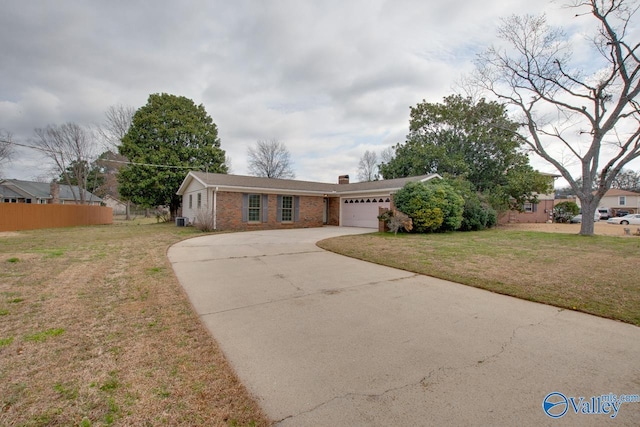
0,204,113,232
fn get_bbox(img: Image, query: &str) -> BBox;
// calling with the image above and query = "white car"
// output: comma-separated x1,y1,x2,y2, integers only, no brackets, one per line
570,212,601,223
607,214,640,225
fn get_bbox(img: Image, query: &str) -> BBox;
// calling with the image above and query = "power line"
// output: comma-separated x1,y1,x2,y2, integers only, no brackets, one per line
3,139,205,170
98,158,200,169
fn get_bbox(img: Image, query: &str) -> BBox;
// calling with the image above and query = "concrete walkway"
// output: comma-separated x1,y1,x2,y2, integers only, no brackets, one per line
168,227,640,426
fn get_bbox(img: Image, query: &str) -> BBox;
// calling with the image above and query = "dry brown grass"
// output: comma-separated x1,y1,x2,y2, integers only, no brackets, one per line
0,221,268,426
318,222,640,326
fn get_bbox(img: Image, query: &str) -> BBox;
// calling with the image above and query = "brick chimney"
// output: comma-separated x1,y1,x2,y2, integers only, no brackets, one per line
338,174,350,184
50,182,60,204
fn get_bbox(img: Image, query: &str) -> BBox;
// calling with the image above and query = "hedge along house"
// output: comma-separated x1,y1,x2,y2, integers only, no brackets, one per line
176,171,441,230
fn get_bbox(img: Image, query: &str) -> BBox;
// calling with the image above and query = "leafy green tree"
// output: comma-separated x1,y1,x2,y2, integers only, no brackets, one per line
486,166,554,214
393,180,464,233
448,178,497,231
58,159,104,194
553,201,580,224
118,94,227,218
379,95,550,211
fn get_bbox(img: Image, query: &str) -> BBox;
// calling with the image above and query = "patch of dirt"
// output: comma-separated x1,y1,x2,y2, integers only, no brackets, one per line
499,222,636,236
0,232,21,238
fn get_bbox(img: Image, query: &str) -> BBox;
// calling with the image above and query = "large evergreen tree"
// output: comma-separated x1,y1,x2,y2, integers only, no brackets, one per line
118,93,227,218
380,95,551,211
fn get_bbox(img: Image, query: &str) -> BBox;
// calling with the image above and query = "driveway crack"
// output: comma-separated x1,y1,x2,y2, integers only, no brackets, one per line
198,274,420,317
273,367,452,425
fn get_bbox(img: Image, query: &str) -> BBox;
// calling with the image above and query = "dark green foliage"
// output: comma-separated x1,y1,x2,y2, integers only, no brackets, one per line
118,94,227,217
448,178,497,231
393,180,464,233
58,159,105,195
379,95,552,212
554,201,580,223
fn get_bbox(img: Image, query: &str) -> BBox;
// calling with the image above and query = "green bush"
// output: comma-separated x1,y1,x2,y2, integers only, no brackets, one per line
447,177,497,232
394,180,464,233
485,208,497,228
554,201,579,223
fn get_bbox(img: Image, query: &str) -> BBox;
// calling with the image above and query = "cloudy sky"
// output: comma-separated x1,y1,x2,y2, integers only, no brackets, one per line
0,0,626,184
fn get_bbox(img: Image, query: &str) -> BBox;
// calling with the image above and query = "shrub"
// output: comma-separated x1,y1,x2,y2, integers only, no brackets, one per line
194,207,216,232
459,199,498,231
378,209,413,235
447,177,497,232
394,181,464,233
554,201,579,223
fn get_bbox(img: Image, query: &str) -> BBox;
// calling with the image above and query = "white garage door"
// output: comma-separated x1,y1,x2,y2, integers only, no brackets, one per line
341,196,390,228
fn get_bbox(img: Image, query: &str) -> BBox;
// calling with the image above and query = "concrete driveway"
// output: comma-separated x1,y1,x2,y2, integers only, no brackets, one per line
168,227,640,426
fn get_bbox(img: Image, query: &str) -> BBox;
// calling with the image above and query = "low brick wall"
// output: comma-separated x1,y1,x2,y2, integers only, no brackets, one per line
0,204,113,231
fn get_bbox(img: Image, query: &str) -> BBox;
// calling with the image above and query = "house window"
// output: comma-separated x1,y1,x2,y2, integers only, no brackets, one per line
197,193,202,209
189,194,193,209
619,196,626,206
524,203,533,212
248,194,261,222
281,195,293,222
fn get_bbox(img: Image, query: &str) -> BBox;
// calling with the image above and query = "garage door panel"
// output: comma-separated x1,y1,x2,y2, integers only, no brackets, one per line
342,197,390,228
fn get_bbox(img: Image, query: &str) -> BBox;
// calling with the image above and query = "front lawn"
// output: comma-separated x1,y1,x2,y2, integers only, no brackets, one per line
0,221,268,426
317,229,640,326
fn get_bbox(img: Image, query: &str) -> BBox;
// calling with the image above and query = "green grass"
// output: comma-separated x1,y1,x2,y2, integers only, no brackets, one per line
24,328,65,342
318,229,640,325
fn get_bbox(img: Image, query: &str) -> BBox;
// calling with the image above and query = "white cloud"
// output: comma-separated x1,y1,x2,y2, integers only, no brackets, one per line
1,0,637,184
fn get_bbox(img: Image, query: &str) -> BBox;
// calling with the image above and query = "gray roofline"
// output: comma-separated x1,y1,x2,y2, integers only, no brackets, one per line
177,171,441,196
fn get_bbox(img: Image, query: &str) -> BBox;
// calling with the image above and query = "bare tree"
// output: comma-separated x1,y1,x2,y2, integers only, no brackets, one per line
0,130,14,176
609,168,640,191
97,104,135,150
470,0,640,235
357,150,379,182
32,123,97,204
224,154,233,174
247,139,295,179
380,146,395,165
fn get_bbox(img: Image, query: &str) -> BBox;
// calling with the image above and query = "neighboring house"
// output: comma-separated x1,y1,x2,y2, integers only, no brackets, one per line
102,195,127,215
594,189,640,215
499,173,559,224
176,172,441,230
0,179,102,205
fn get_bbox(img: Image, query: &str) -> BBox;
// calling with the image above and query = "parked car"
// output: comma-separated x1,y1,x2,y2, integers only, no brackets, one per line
607,214,640,225
570,212,601,223
616,210,630,217
597,207,612,220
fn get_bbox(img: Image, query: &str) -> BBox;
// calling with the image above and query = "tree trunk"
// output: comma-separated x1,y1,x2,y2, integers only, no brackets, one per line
170,200,180,221
579,198,598,236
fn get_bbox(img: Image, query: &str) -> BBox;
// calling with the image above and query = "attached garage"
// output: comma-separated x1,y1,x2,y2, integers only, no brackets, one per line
341,196,390,228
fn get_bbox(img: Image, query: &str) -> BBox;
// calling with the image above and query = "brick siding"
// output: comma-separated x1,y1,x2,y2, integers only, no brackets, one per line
215,191,326,231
